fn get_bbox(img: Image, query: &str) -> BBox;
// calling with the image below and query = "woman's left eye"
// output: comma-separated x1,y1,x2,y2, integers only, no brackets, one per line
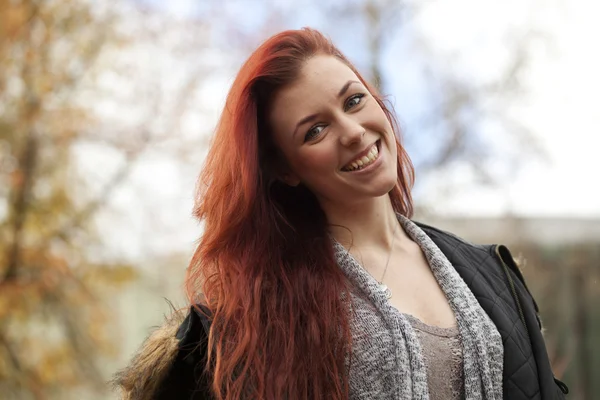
344,93,365,111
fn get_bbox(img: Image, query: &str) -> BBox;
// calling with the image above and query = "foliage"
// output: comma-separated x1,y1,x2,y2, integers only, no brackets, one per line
0,1,137,398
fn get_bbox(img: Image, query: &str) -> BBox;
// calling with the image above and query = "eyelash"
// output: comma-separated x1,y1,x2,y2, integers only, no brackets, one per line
304,93,366,142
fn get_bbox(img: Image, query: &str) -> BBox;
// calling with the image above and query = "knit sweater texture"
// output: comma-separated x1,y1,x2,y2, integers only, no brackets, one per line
332,215,504,399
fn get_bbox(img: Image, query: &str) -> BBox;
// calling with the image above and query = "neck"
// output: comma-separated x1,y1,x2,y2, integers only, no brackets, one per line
323,194,402,251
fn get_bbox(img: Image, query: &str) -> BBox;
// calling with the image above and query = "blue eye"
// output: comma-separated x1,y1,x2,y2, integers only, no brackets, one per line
302,93,366,143
344,93,365,111
304,125,325,142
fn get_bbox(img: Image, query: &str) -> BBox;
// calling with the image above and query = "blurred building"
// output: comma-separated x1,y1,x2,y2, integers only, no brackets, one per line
420,215,600,246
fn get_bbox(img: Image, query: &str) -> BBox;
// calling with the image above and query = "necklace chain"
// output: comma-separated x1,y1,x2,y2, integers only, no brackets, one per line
379,219,399,285
361,219,399,300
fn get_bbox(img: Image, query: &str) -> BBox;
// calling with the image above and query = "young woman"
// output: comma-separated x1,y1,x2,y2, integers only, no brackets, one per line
114,28,568,400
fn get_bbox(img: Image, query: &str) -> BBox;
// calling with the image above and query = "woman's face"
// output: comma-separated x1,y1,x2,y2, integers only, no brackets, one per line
268,55,398,207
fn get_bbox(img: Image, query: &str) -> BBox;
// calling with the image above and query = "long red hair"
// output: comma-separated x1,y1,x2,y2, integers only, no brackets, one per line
186,28,414,399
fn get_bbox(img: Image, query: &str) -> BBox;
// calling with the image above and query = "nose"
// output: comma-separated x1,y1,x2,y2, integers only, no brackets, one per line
337,114,366,147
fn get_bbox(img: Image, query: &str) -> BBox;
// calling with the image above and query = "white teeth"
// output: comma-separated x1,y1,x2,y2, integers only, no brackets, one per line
344,143,379,171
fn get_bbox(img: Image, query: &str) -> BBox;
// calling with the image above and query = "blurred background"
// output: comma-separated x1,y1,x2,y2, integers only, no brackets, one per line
1,0,598,398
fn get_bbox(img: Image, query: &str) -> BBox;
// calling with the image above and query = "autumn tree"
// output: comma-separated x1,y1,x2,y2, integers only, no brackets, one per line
0,1,181,398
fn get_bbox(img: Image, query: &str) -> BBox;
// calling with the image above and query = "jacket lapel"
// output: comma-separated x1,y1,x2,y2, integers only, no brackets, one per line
417,222,542,399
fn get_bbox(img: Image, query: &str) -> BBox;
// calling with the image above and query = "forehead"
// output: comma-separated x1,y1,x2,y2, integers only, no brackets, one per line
289,55,359,96
269,55,361,129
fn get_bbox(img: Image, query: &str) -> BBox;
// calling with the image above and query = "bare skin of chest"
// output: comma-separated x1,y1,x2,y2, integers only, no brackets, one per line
354,239,457,329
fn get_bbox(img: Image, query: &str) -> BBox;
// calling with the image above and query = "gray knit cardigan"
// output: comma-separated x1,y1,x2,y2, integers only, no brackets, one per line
332,216,504,399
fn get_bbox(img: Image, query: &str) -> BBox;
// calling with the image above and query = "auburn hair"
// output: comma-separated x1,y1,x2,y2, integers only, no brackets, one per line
185,28,414,399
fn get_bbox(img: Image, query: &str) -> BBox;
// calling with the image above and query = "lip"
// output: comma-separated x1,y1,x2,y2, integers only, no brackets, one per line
341,140,380,171
341,140,383,174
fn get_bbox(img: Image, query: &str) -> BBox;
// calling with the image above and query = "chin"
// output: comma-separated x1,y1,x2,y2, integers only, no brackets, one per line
348,177,398,201
369,181,397,197
375,169,398,192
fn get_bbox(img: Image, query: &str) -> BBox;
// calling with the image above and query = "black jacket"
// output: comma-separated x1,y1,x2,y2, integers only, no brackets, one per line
119,223,569,399
419,223,568,399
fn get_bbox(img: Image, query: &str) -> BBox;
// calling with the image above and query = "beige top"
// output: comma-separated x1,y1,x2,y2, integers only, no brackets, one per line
405,314,465,400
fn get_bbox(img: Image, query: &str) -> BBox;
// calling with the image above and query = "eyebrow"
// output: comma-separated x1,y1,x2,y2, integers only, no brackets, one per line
338,80,360,98
292,80,361,137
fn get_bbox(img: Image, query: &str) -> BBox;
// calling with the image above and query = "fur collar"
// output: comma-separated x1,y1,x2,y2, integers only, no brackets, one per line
112,308,186,400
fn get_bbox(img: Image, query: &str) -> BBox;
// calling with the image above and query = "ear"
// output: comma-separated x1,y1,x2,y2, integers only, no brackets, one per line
281,172,301,187
271,153,301,187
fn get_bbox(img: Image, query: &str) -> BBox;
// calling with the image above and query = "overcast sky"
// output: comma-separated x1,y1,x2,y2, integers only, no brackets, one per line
413,0,600,217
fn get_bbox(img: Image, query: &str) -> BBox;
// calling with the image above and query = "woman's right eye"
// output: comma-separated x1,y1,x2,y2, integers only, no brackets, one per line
304,125,325,142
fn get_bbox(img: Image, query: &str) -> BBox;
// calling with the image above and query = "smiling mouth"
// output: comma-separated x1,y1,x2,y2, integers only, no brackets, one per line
342,140,380,172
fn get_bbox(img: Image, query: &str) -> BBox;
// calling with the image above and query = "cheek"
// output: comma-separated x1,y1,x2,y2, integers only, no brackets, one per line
364,101,394,139
377,111,393,134
294,145,338,175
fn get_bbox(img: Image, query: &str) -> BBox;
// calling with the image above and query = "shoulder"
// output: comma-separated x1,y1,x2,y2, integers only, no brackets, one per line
414,219,542,322
413,220,492,254
112,304,213,400
413,220,532,296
